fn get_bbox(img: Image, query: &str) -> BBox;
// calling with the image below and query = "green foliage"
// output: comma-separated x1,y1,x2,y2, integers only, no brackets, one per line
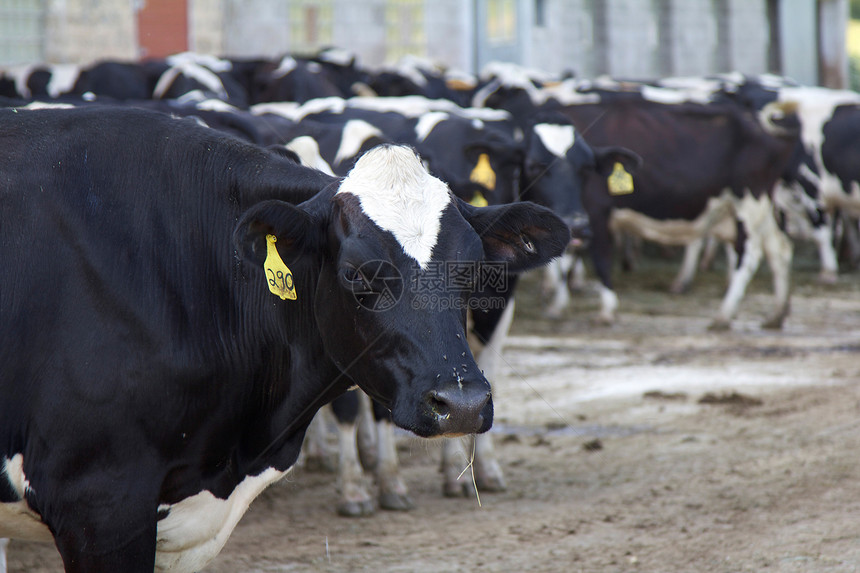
852,0,860,19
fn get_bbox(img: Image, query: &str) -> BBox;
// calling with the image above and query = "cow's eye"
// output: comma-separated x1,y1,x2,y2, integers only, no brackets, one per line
521,234,535,253
343,267,366,286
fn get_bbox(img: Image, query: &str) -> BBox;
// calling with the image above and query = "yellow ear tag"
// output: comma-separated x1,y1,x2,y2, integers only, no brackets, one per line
469,190,489,207
470,153,496,191
263,234,297,301
607,162,634,195
445,78,476,91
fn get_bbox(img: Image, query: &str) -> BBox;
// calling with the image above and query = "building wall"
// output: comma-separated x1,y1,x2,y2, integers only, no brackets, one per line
604,0,662,78
190,0,226,56
726,0,769,75
424,0,473,72
528,0,593,77
3,0,846,88
331,0,386,65
221,0,290,58
43,0,137,64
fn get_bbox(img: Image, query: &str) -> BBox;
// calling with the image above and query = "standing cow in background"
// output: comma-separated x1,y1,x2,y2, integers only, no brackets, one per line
475,64,800,330
0,106,568,572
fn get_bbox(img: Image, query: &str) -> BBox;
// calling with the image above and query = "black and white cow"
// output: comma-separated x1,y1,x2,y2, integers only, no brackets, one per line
151,52,249,107
260,94,636,514
634,75,860,287
0,63,84,100
475,64,800,330
557,87,799,329
367,55,478,107
772,86,860,276
0,106,568,571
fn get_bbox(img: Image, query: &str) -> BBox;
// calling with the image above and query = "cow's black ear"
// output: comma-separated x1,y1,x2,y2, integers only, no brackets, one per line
266,144,302,164
457,197,570,273
234,199,325,266
593,146,642,177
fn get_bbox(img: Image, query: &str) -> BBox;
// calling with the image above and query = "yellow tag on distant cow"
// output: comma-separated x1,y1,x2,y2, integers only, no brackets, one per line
607,162,634,195
470,153,496,191
469,191,489,207
264,234,297,301
445,78,476,92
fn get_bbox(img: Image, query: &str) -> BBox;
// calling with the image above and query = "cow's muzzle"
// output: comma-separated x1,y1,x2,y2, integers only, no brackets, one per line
563,214,592,249
423,382,493,436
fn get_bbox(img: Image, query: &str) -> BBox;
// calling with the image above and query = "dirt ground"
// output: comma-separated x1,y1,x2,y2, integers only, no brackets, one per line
8,244,860,572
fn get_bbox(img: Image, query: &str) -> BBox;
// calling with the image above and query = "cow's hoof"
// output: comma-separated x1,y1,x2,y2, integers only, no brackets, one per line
590,315,614,327
379,491,415,511
760,315,785,330
336,499,376,517
669,281,689,295
543,306,563,320
707,318,731,332
476,474,507,492
817,270,838,285
443,479,476,498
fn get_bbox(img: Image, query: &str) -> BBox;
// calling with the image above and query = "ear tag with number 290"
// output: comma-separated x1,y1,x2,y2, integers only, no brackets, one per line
264,234,297,301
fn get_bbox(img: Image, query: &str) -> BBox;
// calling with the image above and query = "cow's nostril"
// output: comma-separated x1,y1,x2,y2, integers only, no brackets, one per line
427,393,451,419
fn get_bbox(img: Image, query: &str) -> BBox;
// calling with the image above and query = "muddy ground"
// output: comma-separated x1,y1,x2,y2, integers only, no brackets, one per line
9,244,860,572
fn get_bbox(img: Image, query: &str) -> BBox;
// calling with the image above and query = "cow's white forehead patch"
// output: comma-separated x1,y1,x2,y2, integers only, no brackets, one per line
415,111,448,142
338,145,452,269
534,123,576,158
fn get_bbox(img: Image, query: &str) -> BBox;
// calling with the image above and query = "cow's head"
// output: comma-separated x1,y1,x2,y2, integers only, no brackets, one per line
235,145,568,437
521,110,641,247
414,111,525,209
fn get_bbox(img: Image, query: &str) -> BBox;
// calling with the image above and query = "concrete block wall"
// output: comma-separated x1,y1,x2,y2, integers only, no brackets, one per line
43,0,136,64
725,0,769,75
221,0,290,58
424,0,473,72
190,0,226,56
20,0,838,87
330,0,386,66
528,0,593,77
668,0,718,76
604,0,662,79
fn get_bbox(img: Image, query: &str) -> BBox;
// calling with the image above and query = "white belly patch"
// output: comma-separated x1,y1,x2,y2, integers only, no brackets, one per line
1,455,52,542
154,467,288,573
2,459,288,572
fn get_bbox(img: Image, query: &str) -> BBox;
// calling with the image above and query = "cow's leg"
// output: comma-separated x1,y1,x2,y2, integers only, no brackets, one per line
711,234,761,330
711,194,785,330
373,404,414,511
671,237,705,294
724,241,738,285
355,392,378,471
543,254,572,318
837,212,860,269
44,481,158,573
813,219,839,283
330,391,375,517
760,210,793,329
54,522,156,573
441,437,472,497
442,298,515,496
301,406,336,472
589,212,618,325
0,538,7,573
568,253,586,292
698,234,720,271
